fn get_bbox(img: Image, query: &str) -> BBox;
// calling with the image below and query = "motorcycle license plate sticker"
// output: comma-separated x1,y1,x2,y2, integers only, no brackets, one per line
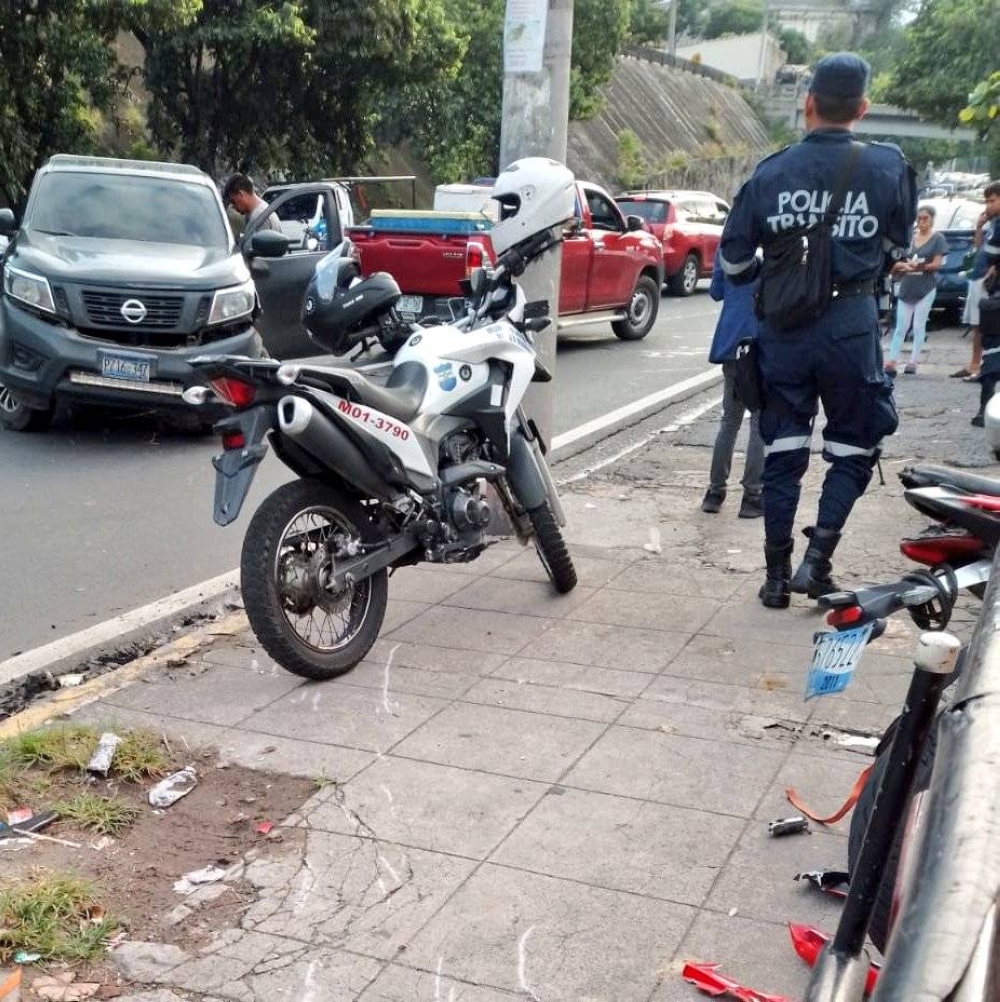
805,624,874,700
397,295,423,318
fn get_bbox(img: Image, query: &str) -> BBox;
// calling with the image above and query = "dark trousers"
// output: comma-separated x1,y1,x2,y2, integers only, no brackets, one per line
709,362,765,495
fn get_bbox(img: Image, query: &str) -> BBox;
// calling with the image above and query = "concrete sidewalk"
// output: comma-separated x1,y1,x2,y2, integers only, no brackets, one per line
63,325,990,1001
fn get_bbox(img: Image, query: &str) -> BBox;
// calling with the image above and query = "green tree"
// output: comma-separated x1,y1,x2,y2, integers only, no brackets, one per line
960,71,1000,173
703,0,763,40
0,0,197,207
777,27,811,64
628,0,706,45
570,0,630,119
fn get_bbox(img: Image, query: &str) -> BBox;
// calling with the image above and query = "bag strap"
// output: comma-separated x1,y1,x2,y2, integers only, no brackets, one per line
823,140,863,229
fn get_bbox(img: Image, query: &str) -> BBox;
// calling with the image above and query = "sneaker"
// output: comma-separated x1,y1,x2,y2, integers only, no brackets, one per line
951,368,972,378
738,493,764,519
904,362,917,374
971,413,985,427
963,373,982,383
701,488,726,513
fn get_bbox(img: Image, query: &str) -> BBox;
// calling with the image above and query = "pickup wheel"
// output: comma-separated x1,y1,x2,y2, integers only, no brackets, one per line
668,253,700,297
612,275,659,341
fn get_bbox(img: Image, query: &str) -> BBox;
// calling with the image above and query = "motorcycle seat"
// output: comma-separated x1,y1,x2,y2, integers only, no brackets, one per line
900,464,1000,497
301,361,428,423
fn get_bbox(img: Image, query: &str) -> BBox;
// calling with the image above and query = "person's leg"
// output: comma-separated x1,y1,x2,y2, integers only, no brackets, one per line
738,408,765,518
884,299,915,368
704,363,743,511
973,375,997,426
905,289,936,370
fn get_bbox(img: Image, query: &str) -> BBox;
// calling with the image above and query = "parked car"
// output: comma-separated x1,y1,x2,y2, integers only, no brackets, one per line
915,197,984,317
346,179,665,341
615,189,730,297
0,155,280,432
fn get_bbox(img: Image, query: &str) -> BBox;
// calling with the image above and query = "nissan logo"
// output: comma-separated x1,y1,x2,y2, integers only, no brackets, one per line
120,299,147,324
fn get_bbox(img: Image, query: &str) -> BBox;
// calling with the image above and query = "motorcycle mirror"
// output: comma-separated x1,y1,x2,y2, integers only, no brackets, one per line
248,229,291,259
468,267,488,298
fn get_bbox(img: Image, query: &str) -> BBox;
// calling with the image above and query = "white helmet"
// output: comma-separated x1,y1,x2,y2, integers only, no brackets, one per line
490,157,576,256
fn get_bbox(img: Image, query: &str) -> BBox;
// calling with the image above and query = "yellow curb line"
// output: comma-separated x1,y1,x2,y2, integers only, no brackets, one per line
0,612,249,740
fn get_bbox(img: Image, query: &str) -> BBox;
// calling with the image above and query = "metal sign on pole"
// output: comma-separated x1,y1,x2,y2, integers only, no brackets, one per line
499,0,573,447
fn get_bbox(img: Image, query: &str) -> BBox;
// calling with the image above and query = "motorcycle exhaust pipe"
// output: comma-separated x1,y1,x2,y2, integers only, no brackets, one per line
278,395,396,501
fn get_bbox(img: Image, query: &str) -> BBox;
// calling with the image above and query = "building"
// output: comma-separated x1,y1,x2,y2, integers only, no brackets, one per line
675,31,786,87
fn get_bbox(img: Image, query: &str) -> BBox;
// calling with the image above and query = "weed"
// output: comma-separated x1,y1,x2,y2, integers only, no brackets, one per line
0,871,118,964
52,793,139,837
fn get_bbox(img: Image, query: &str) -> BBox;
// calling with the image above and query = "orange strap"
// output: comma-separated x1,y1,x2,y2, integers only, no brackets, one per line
785,764,874,825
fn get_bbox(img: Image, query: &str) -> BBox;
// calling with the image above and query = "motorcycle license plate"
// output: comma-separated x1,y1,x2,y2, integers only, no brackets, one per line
805,624,874,700
102,353,151,382
397,295,423,318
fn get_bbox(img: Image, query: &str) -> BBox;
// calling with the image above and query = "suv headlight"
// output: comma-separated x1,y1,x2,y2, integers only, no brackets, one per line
3,264,55,314
208,281,256,325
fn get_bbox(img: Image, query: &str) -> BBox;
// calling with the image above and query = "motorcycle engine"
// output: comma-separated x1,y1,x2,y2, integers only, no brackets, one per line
417,482,492,563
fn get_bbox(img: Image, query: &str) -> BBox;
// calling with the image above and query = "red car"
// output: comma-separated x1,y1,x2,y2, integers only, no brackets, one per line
615,190,731,297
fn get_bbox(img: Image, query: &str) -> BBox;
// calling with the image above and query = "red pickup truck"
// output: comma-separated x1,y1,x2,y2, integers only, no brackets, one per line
346,181,665,341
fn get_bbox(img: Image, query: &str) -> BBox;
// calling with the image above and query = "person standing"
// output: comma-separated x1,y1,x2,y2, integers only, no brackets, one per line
701,251,765,518
719,52,917,609
221,173,284,236
883,205,946,376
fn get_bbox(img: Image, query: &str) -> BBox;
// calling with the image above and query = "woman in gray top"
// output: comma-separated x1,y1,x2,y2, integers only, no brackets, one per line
884,205,948,375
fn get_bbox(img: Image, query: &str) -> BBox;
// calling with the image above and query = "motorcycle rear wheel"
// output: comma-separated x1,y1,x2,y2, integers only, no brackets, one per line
241,479,388,680
528,502,577,593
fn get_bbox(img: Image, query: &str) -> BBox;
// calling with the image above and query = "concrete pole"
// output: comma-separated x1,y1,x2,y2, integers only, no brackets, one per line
668,0,677,57
499,0,573,447
756,0,769,89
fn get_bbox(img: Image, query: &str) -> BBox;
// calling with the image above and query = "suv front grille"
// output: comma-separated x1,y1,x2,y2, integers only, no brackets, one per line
81,290,184,329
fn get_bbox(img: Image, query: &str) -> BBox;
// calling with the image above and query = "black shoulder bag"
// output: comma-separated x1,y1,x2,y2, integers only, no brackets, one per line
756,141,862,332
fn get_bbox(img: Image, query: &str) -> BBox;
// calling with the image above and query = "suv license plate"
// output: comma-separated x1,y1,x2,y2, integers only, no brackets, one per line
397,295,423,318
102,355,151,382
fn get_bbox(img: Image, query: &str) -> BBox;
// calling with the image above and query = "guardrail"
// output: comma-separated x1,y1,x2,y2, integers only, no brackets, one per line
624,45,738,88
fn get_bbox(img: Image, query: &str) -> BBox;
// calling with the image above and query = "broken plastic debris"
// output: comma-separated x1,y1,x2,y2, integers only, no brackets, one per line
794,870,850,898
1,810,57,839
86,733,121,777
786,763,873,825
12,953,39,965
643,528,662,554
681,961,794,1002
768,816,810,837
0,967,22,1002
148,766,198,808
57,674,85,689
788,924,880,994
6,808,32,826
255,821,274,835
174,864,227,895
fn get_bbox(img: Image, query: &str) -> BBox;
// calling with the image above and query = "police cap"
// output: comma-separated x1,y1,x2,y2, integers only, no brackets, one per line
808,52,870,100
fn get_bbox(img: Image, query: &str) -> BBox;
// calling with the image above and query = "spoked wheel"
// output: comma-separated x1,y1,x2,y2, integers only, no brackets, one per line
527,502,577,593
0,383,53,432
241,480,388,680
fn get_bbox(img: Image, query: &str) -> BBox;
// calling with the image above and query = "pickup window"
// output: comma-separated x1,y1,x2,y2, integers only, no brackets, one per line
586,190,624,232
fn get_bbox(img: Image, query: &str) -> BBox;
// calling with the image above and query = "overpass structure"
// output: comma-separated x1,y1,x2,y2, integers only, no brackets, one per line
792,103,977,142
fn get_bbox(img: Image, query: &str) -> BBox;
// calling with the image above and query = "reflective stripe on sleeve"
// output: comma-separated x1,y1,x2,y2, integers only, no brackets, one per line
985,243,1000,257
720,252,755,276
823,440,879,457
763,435,811,457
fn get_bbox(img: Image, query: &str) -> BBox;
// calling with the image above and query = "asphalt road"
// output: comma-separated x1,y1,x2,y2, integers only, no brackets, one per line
0,289,720,658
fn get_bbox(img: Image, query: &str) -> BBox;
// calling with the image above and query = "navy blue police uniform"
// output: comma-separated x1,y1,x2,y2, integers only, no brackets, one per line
719,52,917,607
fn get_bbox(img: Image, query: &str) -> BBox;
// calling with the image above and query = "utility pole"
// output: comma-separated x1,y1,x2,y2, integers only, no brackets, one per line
756,0,770,89
499,0,573,447
668,0,677,56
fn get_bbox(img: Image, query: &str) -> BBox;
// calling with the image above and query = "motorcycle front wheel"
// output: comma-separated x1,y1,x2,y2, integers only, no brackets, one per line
241,479,388,680
527,502,577,594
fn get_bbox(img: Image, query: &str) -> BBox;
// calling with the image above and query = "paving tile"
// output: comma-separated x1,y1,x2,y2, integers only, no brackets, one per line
102,664,301,726
405,864,694,1002
70,702,228,751
381,599,433,634
519,619,688,672
215,731,375,784
655,911,814,1002
753,749,872,835
636,674,812,722
194,642,269,671
705,826,849,928
240,683,448,753
304,756,546,859
366,638,506,676
386,567,473,604
493,548,634,588
682,634,816,677
618,699,795,749
807,695,900,735
566,589,721,634
565,726,785,817
360,964,514,1002
242,830,476,961
700,597,823,647
609,558,749,599
328,655,479,701
443,576,595,618
490,657,654,698
391,702,605,782
460,676,629,723
492,787,744,906
660,639,806,691
386,606,555,654
243,948,383,1002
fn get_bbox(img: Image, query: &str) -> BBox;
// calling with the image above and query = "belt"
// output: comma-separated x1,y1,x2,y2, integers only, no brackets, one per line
831,280,876,299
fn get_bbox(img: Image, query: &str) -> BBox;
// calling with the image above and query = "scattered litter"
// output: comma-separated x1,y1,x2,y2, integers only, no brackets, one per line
785,763,873,825
57,674,86,689
174,864,228,896
0,839,33,852
682,961,793,1001
0,967,22,1002
255,822,274,836
12,953,39,965
794,870,850,899
10,810,56,835
726,548,742,555
90,836,116,852
728,907,739,917
7,808,33,826
643,528,662,554
227,813,249,826
584,502,597,509
240,795,257,805
148,766,198,808
86,733,121,777
768,816,810,837
20,830,82,849
788,924,880,994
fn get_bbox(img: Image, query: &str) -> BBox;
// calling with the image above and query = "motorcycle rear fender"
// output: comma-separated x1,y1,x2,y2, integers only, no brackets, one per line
212,409,273,526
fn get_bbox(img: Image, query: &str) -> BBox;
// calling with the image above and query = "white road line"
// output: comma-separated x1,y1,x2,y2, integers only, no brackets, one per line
2,365,721,682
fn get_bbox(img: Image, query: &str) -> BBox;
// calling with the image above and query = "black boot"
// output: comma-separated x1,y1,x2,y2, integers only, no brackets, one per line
759,540,793,609
790,526,841,599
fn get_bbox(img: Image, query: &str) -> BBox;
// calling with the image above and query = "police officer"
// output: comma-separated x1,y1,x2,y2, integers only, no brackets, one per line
719,53,917,609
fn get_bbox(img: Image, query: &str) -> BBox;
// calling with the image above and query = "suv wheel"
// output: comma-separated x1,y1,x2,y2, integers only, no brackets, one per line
668,253,700,297
0,383,54,432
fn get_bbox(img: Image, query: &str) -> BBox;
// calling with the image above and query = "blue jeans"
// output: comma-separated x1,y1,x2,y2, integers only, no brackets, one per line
886,288,937,365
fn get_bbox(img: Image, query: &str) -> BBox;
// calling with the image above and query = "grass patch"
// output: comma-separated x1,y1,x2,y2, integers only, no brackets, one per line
0,871,118,964
52,794,140,837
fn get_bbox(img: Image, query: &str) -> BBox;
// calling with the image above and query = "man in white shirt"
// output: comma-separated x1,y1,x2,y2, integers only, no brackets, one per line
222,173,283,237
